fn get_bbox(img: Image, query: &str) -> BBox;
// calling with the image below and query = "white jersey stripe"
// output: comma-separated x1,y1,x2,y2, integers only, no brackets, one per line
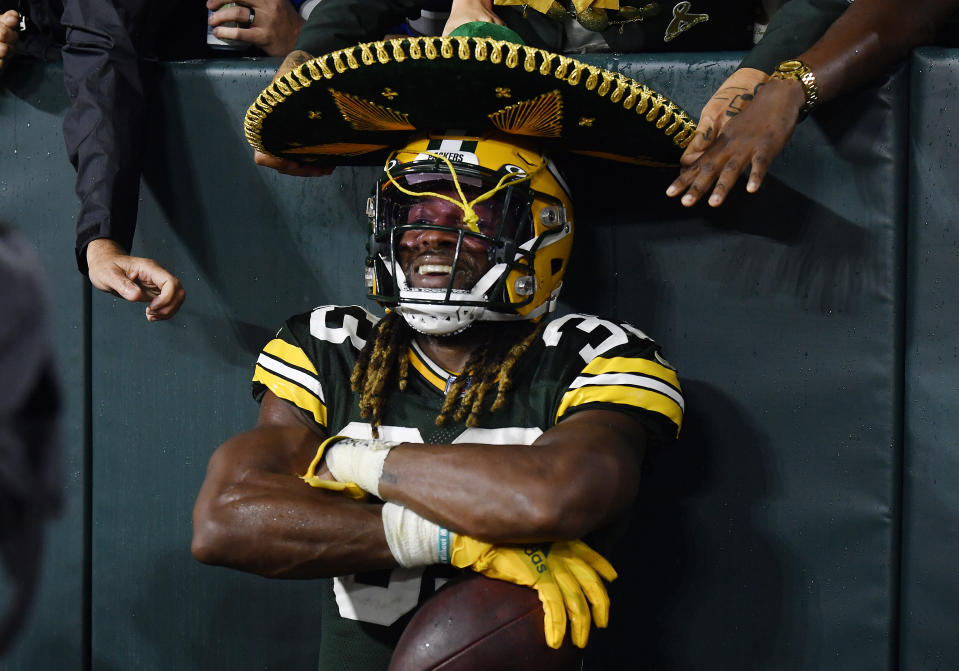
568,372,684,411
256,353,325,402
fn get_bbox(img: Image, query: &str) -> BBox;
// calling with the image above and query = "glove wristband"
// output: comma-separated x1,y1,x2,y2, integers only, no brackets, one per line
381,502,451,567
326,438,400,498
438,527,452,564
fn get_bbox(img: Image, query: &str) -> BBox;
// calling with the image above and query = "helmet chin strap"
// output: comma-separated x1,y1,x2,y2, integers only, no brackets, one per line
392,261,506,336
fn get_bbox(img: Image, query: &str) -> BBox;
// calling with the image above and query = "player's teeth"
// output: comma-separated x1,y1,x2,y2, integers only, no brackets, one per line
418,264,452,275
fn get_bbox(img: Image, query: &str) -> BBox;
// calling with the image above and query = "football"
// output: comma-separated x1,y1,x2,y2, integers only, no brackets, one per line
388,573,584,671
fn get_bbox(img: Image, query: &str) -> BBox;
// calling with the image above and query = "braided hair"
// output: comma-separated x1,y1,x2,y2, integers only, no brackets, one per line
350,312,544,437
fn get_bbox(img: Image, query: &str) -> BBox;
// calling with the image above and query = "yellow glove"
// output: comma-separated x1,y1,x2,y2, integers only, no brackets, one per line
300,435,367,500
450,535,616,649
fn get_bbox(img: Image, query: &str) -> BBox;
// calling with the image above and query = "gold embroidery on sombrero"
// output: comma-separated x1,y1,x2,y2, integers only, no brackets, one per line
489,90,563,138
291,67,312,88
505,42,521,69
656,100,678,128
584,66,601,91
329,89,415,131
389,39,406,62
670,115,696,144
609,77,628,103
644,93,667,122
285,143,390,156
566,61,588,86
538,52,554,76
524,48,537,73
597,71,618,97
242,36,699,162
284,72,303,92
475,40,489,61
360,43,376,65
307,58,330,80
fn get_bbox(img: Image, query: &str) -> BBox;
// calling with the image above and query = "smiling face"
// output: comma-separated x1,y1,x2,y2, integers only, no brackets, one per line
395,194,499,291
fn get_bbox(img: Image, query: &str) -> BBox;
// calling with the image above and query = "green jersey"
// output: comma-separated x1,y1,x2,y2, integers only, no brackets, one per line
251,305,683,670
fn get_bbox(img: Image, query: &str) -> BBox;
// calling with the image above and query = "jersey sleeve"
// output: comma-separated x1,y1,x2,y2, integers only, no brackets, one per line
543,314,684,441
252,313,330,429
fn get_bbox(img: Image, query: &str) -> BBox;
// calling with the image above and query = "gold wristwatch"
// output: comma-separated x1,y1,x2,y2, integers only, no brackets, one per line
770,59,820,116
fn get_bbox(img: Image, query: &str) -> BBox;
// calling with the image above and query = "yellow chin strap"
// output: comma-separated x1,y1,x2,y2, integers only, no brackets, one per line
384,150,543,234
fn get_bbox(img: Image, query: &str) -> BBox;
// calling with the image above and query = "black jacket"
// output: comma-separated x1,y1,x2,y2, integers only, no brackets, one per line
3,0,204,272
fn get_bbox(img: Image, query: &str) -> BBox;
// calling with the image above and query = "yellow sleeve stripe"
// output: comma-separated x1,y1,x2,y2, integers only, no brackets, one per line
253,364,328,427
556,385,683,437
262,338,318,375
583,356,681,391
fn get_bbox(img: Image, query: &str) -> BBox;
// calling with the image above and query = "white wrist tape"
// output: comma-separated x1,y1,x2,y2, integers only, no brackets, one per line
325,438,399,498
381,502,453,567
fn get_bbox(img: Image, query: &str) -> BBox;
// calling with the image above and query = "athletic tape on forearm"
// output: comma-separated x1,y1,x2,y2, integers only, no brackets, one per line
325,438,400,498
381,502,453,567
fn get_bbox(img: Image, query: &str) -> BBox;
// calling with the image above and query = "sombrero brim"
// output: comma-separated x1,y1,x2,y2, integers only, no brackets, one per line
245,36,696,168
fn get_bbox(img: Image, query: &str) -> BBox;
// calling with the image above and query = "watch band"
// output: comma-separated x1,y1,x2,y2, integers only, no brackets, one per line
770,59,820,116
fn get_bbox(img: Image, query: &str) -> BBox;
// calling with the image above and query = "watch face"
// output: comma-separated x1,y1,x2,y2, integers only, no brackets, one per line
778,59,804,73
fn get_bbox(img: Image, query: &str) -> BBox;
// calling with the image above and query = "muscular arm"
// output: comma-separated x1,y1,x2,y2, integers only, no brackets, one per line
191,393,396,578
194,389,645,576
378,409,644,543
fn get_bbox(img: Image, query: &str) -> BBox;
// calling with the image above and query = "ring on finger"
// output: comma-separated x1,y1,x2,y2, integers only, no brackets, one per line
246,7,255,28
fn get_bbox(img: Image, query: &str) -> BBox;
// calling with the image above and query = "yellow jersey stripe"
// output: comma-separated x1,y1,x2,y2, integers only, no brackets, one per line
569,372,684,411
556,385,683,436
262,338,318,374
582,356,680,391
409,346,451,392
253,365,328,426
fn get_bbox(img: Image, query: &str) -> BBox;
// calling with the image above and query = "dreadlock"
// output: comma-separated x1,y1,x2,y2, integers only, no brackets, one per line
350,312,544,437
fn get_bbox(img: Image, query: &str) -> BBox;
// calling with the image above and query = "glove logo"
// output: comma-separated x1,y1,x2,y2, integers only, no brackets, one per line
524,545,549,573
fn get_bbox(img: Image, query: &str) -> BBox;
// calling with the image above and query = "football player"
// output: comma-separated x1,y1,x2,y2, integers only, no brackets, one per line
192,132,684,669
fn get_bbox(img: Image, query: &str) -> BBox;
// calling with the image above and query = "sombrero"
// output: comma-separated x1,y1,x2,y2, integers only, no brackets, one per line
244,27,696,168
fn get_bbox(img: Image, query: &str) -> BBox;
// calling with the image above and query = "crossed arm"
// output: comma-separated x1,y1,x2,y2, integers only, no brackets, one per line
191,390,644,578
